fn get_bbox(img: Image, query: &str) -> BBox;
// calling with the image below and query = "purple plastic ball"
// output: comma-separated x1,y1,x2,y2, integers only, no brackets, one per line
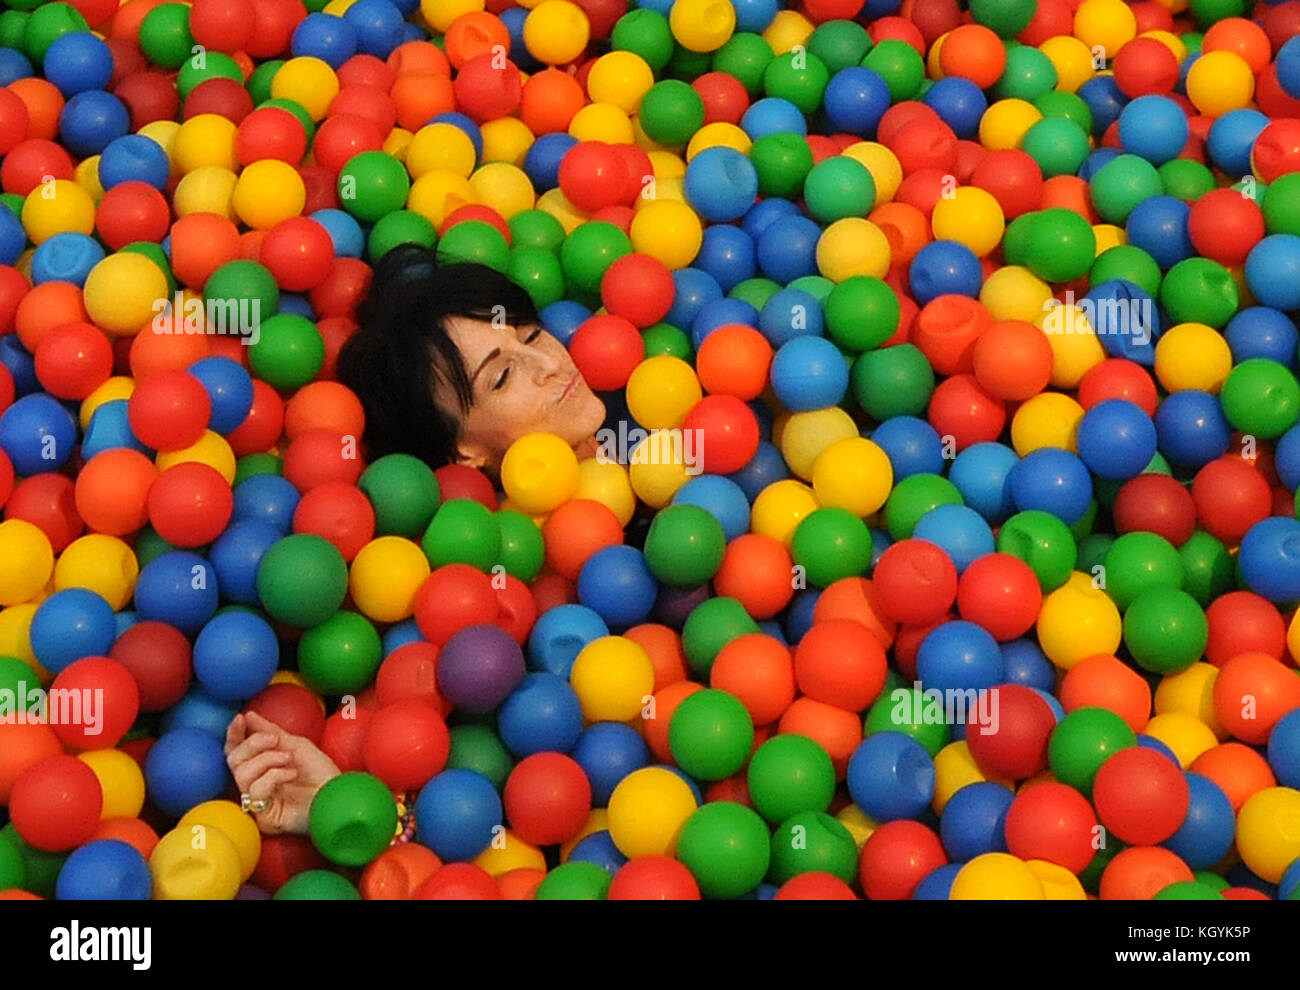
435,623,526,713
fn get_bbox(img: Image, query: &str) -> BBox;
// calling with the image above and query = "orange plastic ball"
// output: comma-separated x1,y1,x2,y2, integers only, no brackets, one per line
15,280,88,354
811,576,897,650
1189,742,1277,813
938,25,1008,90
623,623,690,691
74,448,159,536
1059,653,1152,734
169,212,242,288
520,68,586,135
1212,651,1300,744
540,498,625,581
712,532,794,620
283,381,365,440
710,632,796,727
972,320,1054,401
794,618,889,713
0,721,63,805
696,324,773,400
777,697,863,779
128,317,212,380
1099,846,1193,900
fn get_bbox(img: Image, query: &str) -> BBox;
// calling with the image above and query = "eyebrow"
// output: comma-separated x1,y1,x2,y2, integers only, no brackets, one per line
470,347,501,387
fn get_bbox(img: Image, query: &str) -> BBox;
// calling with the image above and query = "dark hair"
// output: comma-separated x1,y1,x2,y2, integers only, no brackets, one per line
336,244,540,469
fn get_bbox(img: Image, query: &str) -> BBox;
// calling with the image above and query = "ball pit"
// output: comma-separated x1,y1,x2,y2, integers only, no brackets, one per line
0,0,1294,913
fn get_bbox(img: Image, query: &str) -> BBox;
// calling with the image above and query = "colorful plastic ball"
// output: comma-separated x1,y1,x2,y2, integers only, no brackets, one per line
46,656,138,752
29,586,116,675
606,765,698,858
433,623,524,715
949,852,1044,900
256,533,348,628
55,839,151,901
1003,781,1097,875
1162,771,1235,869
494,673,581,758
307,771,398,867
846,732,935,823
413,768,502,863
191,610,279,702
675,801,769,899
956,553,1042,642
1076,399,1158,482
1239,517,1300,604
8,753,103,853
1236,787,1300,884
908,240,982,303
142,727,229,818
361,699,449,791
275,869,361,901
0,392,77,475
1090,745,1189,846
683,146,759,223
1048,706,1137,797
769,335,849,412
607,855,701,900
939,781,1014,862
501,752,591,847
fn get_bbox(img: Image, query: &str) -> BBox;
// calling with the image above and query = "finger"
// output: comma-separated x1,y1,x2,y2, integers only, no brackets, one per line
247,766,298,802
224,714,246,755
243,710,289,736
225,731,282,768
231,750,292,793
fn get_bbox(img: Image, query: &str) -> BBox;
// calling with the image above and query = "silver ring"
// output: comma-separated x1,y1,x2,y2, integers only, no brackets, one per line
240,793,270,814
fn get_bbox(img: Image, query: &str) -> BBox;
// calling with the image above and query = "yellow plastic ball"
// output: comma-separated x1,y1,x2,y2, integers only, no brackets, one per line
1154,662,1224,740
479,116,535,166
1011,391,1085,455
1073,0,1138,59
569,635,655,723
172,114,238,174
0,603,39,673
474,829,546,875
927,32,948,79
155,430,237,483
780,406,857,481
1093,223,1127,254
761,9,813,54
348,536,431,623
978,99,1043,151
407,168,477,228
74,155,104,204
1154,322,1233,394
501,432,580,514
627,430,692,507
1039,36,1097,93
647,150,687,182
150,824,243,900
812,437,894,518
567,102,634,145
1141,711,1218,768
950,852,1045,899
270,56,340,121
835,803,877,849
639,174,685,207
606,766,699,857
0,519,53,607
685,121,752,160
1028,859,1088,899
138,119,179,164
20,179,94,245
751,478,820,547
841,141,902,204
468,162,534,220
1186,50,1254,118
421,0,484,33
816,217,891,282
1235,786,1300,884
232,159,307,230
669,0,736,52
586,51,655,114
80,376,134,430
382,126,413,161
573,457,636,527
980,265,1053,324
523,0,590,65
933,741,1014,814
1041,304,1106,388
172,165,237,219
535,187,587,235
178,799,262,882
406,123,477,180
932,186,1005,258
83,252,170,337
1288,607,1300,665
1036,571,1123,670
1142,29,1186,62
626,355,702,430
53,534,138,611
78,749,145,820
630,199,703,269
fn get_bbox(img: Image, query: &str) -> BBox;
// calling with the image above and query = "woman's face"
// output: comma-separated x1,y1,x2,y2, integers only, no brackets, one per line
436,315,606,473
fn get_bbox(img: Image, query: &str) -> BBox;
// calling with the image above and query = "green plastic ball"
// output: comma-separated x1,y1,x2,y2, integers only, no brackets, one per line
729,276,782,311
1219,358,1300,439
137,2,195,69
807,19,873,74
297,610,383,695
0,12,29,52
1076,532,1114,576
1004,208,1097,283
134,525,178,569
1262,173,1300,236
204,259,280,330
668,688,755,781
1122,587,1208,675
642,322,693,360
257,533,349,628
1159,159,1216,201
862,39,925,102
802,155,875,223
248,60,285,105
534,860,612,899
643,503,727,586
1090,245,1162,299
508,245,566,308
497,509,545,582
749,132,814,199
308,772,399,866
791,507,872,587
1102,532,1184,611
1034,90,1093,134
1159,257,1238,329
971,0,1037,36
447,725,514,790
746,734,836,823
24,3,88,65
1153,880,1225,900
851,343,934,418
507,208,565,253
639,79,705,146
559,220,632,297
1188,0,1248,29
1021,117,1091,178
357,454,440,539
681,596,761,677
273,869,362,900
864,687,951,757
762,49,830,114
675,801,771,899
0,830,23,891
711,32,774,96
768,810,858,885
611,8,674,73
1180,529,1233,606
233,452,282,486
997,509,1078,591
422,498,502,571
884,473,963,541
1048,707,1138,797
437,219,510,273
368,210,437,260
994,44,1058,102
826,276,899,352
1089,154,1164,224
338,150,411,223
247,314,324,390
667,43,712,81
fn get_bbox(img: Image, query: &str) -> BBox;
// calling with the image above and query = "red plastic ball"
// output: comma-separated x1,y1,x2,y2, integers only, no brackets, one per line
282,429,366,492
680,394,760,475
146,462,233,547
857,819,947,899
1187,188,1265,267
793,618,888,712
246,682,328,744
434,464,497,508
291,480,376,562
236,106,309,166
226,378,285,455
1113,37,1180,97
1251,118,1300,184
568,313,644,391
502,752,592,847
1092,746,1190,845
362,699,451,791
494,572,539,645
927,373,1006,451
375,641,448,713
1113,473,1197,546
189,0,254,51
182,77,254,123
1003,781,1099,874
1191,455,1271,546
1203,591,1285,666
48,656,140,751
242,0,306,59
0,89,29,157
1077,358,1159,415
9,755,103,852
328,85,398,136
1,138,75,196
113,72,181,132
452,53,522,122
872,538,958,627
599,253,674,328
693,71,748,126
558,141,631,213
607,855,701,899
414,862,501,899
965,683,1056,780
6,472,82,552
774,872,859,899
109,620,193,713
33,321,114,400
956,552,1042,641
413,563,498,645
969,149,1044,220
259,217,336,292
308,257,371,319
319,706,372,772
311,113,385,175
127,369,211,451
888,118,958,176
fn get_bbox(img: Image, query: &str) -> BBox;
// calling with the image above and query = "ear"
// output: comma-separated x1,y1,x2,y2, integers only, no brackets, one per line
453,440,491,472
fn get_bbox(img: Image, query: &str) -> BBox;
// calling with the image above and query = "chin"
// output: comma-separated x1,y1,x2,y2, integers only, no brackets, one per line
563,390,606,441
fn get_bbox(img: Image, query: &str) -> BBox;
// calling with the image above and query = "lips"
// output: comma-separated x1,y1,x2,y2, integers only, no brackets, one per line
560,373,579,400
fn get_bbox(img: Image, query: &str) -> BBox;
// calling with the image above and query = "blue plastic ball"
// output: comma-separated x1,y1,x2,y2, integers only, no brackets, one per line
1009,447,1093,524
690,297,758,349
571,721,650,806
209,520,281,606
1206,108,1269,177
308,208,363,258
908,239,983,303
922,76,988,140
913,861,961,899
1077,399,1158,481
1001,638,1056,692
1277,36,1300,100
770,334,849,412
694,224,756,293
30,231,104,286
1245,234,1300,312
672,474,752,543
0,392,78,474
758,287,824,347
133,551,220,634
58,89,129,157
1117,94,1188,165
756,214,822,284
1239,516,1300,603
726,439,790,502
684,146,760,223
741,196,800,241
939,781,1013,861
740,97,808,140
523,131,578,192
1224,306,1298,366
143,727,230,817
870,416,945,480
0,206,25,266
1124,196,1193,270
231,474,301,532
916,620,1004,693
188,356,255,435
414,768,503,862
159,686,239,739
341,0,406,58
948,441,1018,523
83,399,150,459
576,544,658,629
912,504,994,574
30,588,117,676
732,0,779,32
784,586,821,643
99,134,171,191
1161,771,1234,869
1267,707,1300,789
526,603,609,678
1077,74,1126,136
55,840,152,900
846,731,936,822
291,13,359,67
824,66,893,134
192,610,280,701
1153,389,1232,470
497,672,583,757
538,298,591,347
43,32,113,96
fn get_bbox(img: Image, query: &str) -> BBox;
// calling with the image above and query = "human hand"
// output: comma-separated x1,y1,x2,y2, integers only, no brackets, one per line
224,710,342,836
